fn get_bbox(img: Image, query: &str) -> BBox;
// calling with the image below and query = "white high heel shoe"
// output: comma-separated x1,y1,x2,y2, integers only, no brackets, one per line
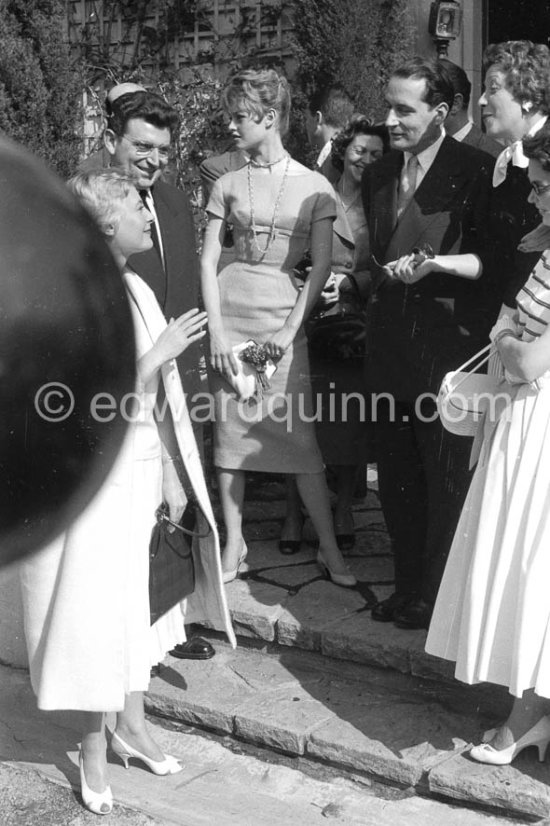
111,730,183,775
222,544,248,584
79,751,113,815
316,551,357,588
470,716,550,765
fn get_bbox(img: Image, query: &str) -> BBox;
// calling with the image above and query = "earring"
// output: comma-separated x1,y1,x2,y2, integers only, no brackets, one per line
523,101,533,113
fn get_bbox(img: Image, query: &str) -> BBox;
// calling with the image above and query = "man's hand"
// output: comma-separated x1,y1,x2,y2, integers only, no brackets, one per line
383,253,435,284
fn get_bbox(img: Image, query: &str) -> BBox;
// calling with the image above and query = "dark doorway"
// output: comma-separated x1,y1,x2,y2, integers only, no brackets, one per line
484,0,550,45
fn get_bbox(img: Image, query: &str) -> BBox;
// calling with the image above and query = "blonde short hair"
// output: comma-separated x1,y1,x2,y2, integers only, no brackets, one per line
67,169,135,234
222,68,291,136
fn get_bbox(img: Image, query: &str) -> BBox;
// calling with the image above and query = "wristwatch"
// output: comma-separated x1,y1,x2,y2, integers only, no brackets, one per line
411,243,435,268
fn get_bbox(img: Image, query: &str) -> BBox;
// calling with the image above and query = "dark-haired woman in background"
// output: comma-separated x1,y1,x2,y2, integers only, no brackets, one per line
281,117,388,553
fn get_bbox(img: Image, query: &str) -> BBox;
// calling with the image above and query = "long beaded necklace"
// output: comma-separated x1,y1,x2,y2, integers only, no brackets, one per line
247,153,290,255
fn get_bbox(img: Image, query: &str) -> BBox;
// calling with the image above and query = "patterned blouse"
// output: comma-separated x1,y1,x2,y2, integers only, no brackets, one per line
516,250,550,342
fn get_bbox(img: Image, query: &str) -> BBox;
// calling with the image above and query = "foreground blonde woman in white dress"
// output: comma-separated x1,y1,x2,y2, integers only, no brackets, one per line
426,130,550,766
19,170,235,814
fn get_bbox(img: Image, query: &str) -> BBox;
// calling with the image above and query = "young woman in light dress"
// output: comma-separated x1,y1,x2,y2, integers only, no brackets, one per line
200,69,356,588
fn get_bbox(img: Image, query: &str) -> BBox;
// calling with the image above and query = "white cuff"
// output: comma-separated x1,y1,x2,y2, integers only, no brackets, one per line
489,315,517,344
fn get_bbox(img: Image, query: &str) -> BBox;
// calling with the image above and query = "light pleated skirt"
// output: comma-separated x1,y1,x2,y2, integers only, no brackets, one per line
426,379,550,698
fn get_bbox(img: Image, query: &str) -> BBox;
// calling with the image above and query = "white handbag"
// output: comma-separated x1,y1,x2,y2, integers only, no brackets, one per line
437,344,504,437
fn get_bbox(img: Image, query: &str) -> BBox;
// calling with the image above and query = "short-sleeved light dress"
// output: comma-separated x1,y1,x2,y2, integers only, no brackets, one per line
207,158,337,473
425,251,550,698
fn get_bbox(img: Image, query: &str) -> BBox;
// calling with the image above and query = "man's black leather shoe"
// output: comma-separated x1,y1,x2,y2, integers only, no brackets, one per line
169,637,215,660
371,593,414,623
393,598,433,630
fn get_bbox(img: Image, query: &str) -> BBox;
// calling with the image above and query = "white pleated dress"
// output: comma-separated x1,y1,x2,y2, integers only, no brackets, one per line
426,252,550,698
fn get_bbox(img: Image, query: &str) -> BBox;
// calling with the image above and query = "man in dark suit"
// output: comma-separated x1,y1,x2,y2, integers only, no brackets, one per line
305,84,354,183
104,91,202,405
104,91,215,661
362,57,497,630
440,60,501,158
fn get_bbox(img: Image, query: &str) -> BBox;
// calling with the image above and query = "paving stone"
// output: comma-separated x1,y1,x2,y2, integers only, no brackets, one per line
346,555,394,584
353,510,387,528
145,654,251,733
276,581,368,651
428,750,550,819
321,612,422,673
307,695,475,788
225,645,326,692
225,578,288,641
244,540,317,571
233,687,334,755
258,563,320,589
244,519,282,542
243,499,287,522
245,477,287,501
351,529,392,556
307,714,424,786
410,646,457,683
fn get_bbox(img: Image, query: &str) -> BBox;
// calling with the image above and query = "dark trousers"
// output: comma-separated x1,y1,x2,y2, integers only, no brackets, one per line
373,398,473,604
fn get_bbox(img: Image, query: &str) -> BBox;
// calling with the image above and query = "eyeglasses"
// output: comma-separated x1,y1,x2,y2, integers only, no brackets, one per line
348,145,383,160
120,135,173,161
530,180,550,196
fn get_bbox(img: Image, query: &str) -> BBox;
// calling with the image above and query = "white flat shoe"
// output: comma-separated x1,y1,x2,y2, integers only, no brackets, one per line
79,751,113,815
111,731,182,775
470,717,550,765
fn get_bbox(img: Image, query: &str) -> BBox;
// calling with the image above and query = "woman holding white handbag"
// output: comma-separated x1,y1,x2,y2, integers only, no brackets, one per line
426,127,550,766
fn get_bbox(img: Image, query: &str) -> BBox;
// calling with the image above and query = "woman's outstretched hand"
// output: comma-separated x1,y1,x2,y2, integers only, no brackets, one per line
155,309,208,362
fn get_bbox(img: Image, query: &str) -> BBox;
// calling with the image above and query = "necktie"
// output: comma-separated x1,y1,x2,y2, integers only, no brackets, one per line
139,189,162,264
492,140,528,188
397,154,419,219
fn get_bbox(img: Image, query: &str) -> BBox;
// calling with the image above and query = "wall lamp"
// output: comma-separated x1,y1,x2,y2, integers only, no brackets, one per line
429,0,463,58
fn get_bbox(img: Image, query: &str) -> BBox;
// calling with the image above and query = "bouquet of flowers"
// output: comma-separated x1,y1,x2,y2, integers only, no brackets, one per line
229,340,278,402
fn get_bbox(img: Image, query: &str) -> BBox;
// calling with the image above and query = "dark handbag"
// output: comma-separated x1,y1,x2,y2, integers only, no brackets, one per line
149,501,210,625
306,280,367,360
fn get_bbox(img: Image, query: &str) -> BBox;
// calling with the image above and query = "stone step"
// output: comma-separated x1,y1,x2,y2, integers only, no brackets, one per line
147,635,550,821
214,481,453,686
0,665,527,826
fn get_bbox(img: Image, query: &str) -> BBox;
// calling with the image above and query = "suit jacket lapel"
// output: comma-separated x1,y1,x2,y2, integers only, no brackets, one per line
384,137,468,262
333,196,354,245
369,152,401,259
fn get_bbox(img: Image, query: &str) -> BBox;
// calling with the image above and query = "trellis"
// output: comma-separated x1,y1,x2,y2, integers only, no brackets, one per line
66,0,295,76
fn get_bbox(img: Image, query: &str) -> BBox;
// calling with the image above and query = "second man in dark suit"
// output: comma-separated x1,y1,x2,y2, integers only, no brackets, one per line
362,57,498,630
